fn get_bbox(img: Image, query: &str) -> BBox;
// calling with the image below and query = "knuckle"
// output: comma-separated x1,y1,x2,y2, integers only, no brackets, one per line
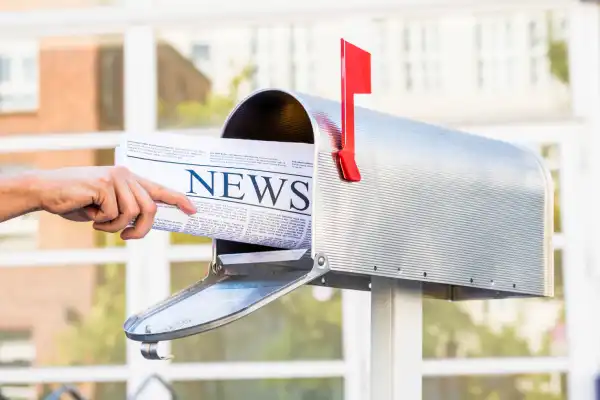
97,174,113,188
105,210,119,221
113,165,130,177
146,202,158,215
124,205,141,219
151,186,164,198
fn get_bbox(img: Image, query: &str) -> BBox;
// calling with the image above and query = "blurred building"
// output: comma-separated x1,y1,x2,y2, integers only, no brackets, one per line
0,1,579,399
0,33,210,398
164,9,570,125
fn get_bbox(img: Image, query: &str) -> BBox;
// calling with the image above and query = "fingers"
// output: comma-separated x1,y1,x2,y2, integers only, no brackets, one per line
92,174,140,234
136,175,197,215
89,179,119,223
119,180,157,240
89,166,195,240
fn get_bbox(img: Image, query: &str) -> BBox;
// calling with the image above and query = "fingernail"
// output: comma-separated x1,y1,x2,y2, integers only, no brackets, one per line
186,203,197,214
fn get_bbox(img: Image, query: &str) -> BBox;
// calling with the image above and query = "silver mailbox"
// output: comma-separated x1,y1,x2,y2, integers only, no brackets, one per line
123,88,554,359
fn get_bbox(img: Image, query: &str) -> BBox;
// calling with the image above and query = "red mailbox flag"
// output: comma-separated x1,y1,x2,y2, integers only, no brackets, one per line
339,38,372,182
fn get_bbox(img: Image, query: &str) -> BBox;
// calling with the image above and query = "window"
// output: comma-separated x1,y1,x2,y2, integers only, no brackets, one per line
22,57,36,83
189,42,213,84
0,42,39,112
475,12,562,90
191,43,210,66
474,16,516,90
372,18,389,93
306,24,316,92
0,330,35,400
0,56,11,83
528,19,546,86
401,20,442,92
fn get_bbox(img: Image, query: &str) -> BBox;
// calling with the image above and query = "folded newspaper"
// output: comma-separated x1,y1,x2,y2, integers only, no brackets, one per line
115,132,314,250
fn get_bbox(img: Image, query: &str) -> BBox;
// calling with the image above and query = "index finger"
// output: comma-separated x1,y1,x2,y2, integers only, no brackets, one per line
135,175,197,215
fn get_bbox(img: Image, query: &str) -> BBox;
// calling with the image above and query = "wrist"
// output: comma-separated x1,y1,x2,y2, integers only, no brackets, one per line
5,170,43,212
20,170,45,212
0,169,45,223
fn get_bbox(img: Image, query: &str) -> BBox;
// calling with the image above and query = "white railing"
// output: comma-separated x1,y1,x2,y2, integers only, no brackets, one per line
0,1,591,400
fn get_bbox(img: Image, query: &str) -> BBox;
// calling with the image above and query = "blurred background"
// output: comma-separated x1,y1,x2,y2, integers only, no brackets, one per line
0,0,595,399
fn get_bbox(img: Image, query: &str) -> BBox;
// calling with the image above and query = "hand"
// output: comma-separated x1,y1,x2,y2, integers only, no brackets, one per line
35,166,196,240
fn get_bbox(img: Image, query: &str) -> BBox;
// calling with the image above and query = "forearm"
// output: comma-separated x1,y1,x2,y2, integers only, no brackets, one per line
0,172,42,223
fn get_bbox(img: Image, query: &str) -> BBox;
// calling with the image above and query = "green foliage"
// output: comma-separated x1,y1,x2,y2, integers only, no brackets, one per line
160,64,256,129
548,40,569,85
55,232,126,367
546,12,570,85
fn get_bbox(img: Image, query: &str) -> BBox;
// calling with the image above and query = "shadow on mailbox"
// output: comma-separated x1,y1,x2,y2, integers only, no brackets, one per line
123,88,555,360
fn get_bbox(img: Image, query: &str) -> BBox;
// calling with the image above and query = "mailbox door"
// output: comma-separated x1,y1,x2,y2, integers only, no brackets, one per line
123,249,325,343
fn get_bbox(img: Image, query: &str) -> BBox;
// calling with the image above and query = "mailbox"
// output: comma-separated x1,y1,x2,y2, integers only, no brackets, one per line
123,87,554,360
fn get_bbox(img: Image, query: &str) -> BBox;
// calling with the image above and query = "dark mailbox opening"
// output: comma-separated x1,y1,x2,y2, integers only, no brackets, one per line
217,89,316,257
222,89,314,144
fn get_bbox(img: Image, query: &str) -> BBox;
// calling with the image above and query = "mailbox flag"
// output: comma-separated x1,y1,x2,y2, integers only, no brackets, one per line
339,38,372,182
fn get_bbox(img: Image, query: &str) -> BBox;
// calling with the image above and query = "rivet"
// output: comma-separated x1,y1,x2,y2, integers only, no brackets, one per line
317,256,325,266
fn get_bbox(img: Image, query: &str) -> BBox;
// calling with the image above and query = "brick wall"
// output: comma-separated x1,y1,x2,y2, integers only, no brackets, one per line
0,30,211,397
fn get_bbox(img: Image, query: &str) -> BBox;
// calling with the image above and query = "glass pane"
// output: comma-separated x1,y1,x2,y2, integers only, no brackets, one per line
0,263,126,366
0,382,126,400
424,373,567,400
156,8,571,129
0,149,126,250
172,378,343,400
424,250,564,359
169,262,343,362
0,35,123,133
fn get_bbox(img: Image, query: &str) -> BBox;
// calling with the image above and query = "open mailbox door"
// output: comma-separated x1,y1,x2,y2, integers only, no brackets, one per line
123,248,329,360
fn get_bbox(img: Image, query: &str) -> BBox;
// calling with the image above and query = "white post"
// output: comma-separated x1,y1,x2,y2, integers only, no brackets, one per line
123,3,172,398
342,289,371,400
370,277,422,400
565,3,600,400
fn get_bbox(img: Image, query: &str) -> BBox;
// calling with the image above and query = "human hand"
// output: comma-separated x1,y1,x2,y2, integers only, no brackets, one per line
34,166,196,240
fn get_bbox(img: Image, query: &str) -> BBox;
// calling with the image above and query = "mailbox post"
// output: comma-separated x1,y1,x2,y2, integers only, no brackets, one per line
122,40,555,400
371,278,423,399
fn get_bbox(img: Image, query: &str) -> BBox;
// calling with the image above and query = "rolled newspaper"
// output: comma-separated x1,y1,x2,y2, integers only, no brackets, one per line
115,132,314,250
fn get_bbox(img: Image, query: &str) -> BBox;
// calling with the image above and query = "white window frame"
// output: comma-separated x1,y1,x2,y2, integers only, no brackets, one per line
0,1,595,400
0,41,39,113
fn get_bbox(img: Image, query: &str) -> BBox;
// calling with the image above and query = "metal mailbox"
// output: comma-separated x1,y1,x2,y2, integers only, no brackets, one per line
123,87,554,360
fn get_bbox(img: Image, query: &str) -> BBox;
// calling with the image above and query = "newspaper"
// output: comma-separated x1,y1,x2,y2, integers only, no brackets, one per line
115,132,314,250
